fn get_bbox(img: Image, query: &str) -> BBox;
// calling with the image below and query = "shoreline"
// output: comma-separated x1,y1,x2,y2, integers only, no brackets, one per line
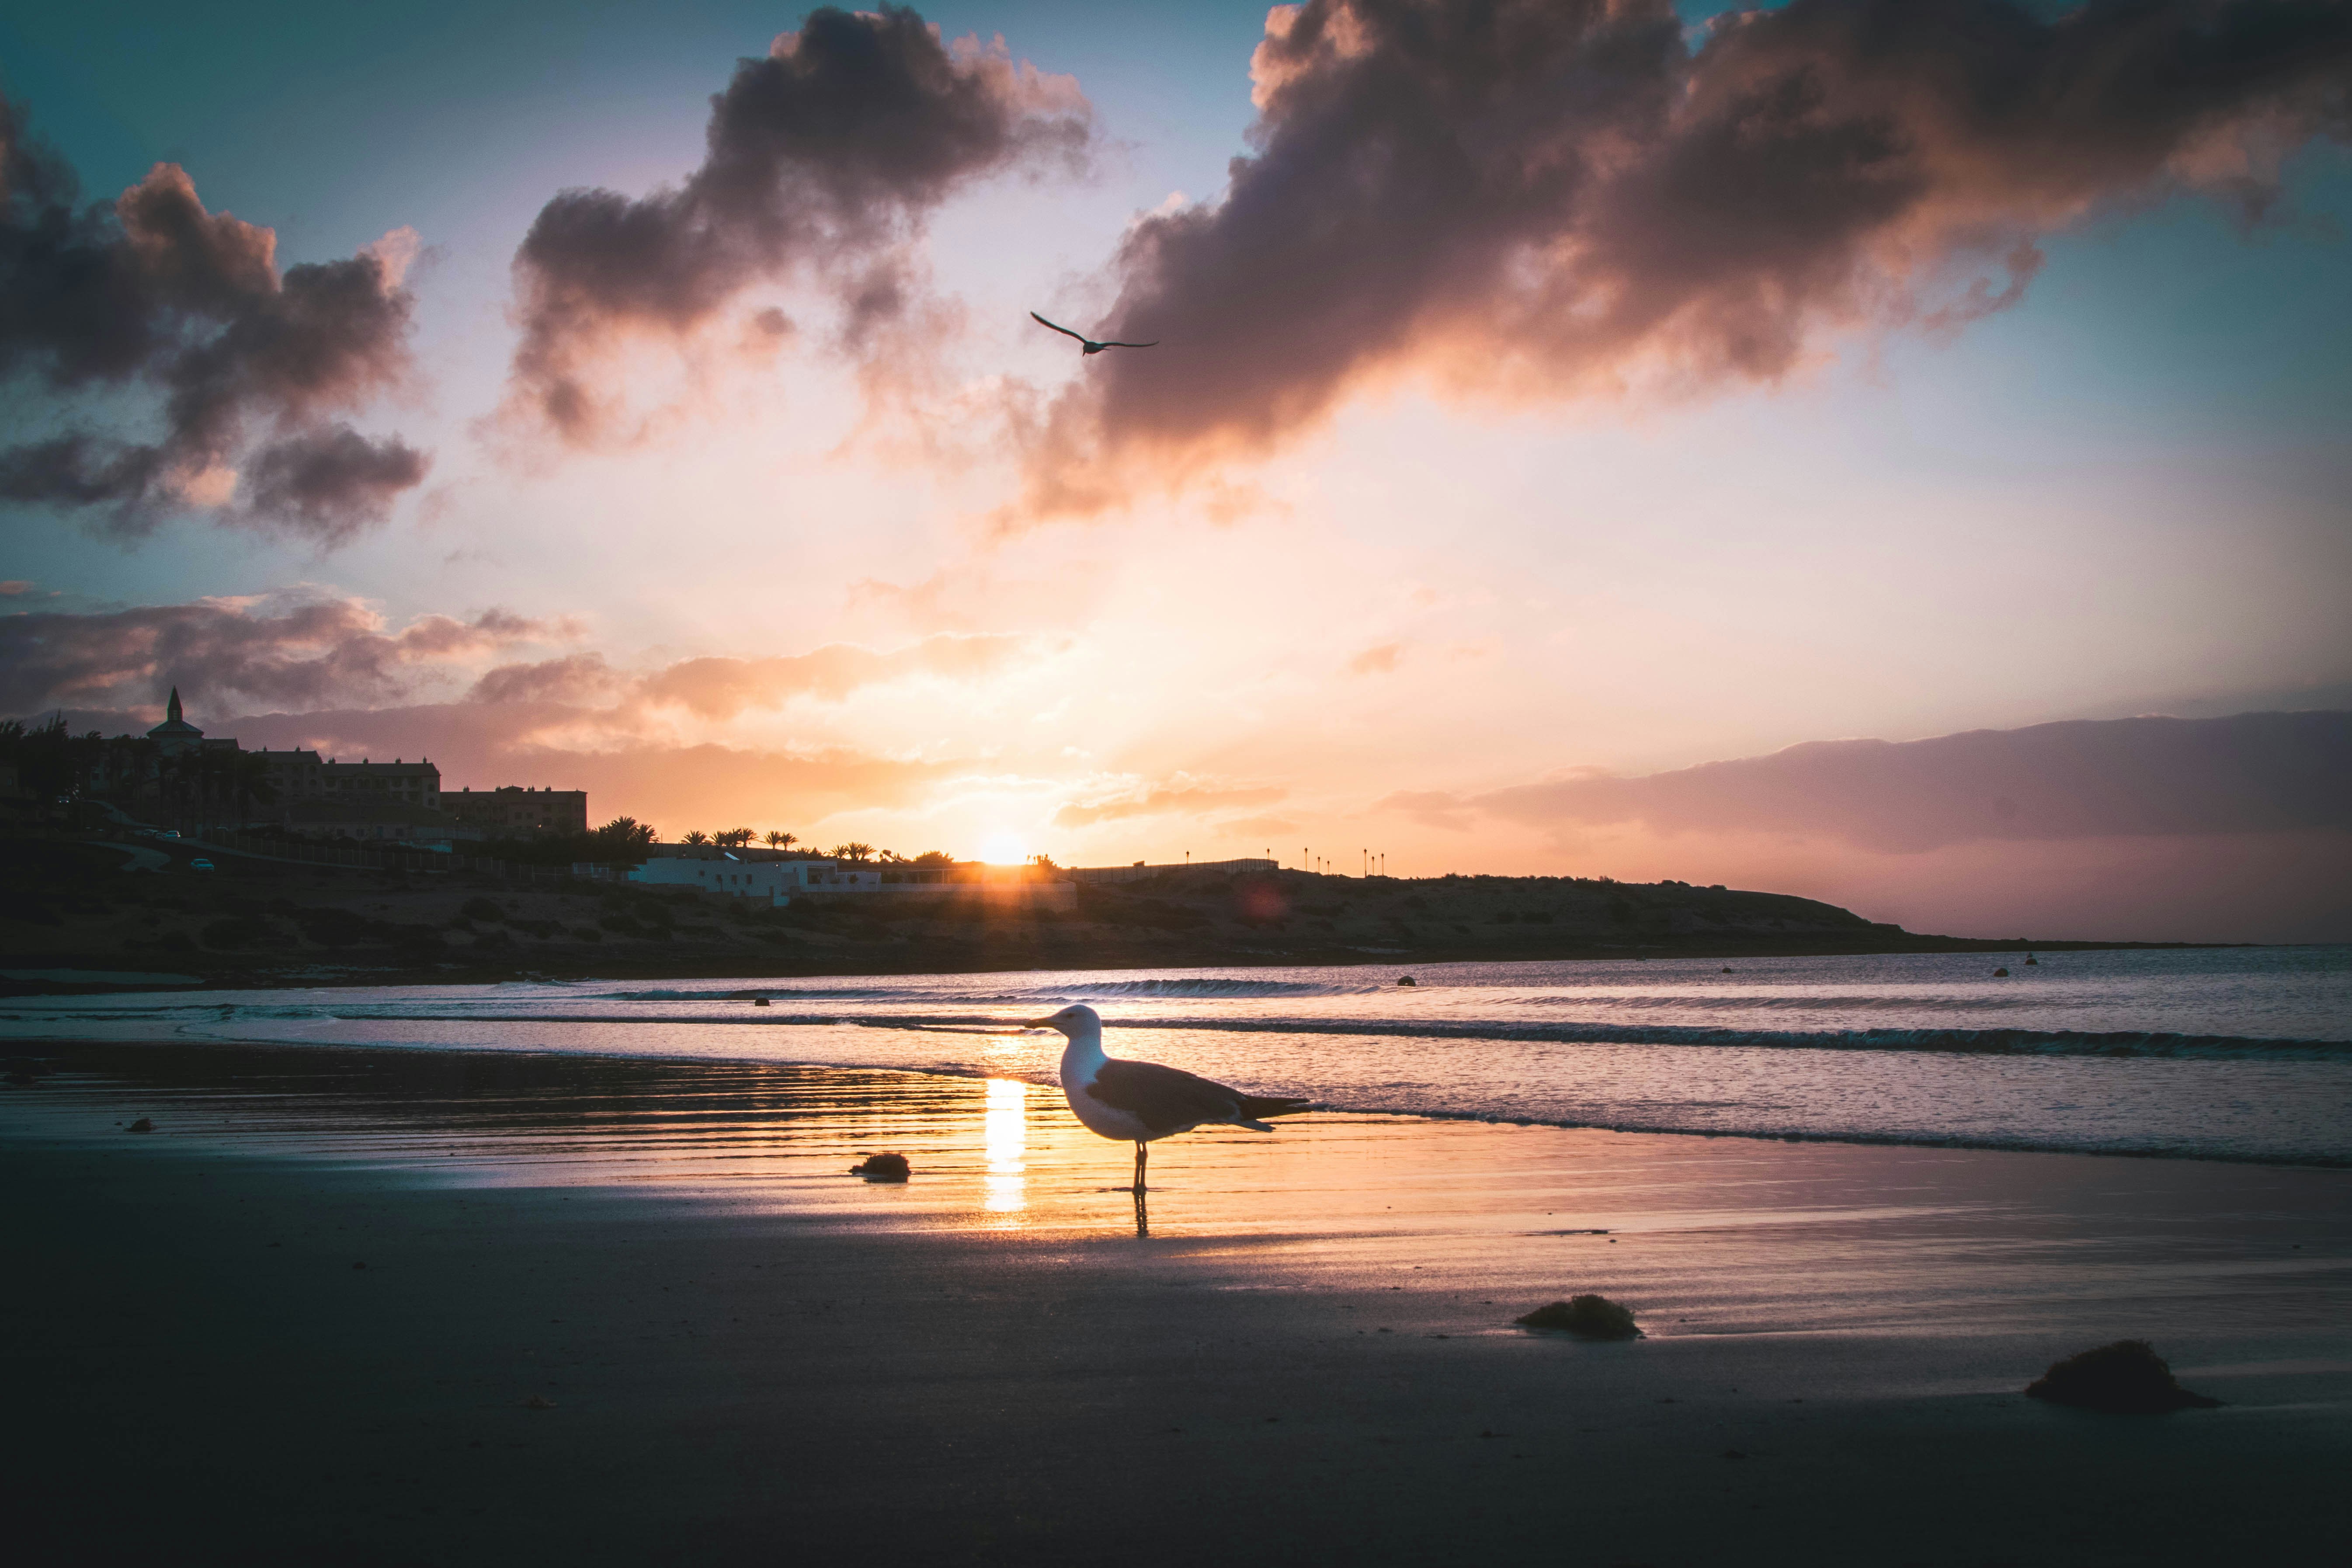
5,1046,2348,1566
0,934,2270,997
10,1032,2352,1172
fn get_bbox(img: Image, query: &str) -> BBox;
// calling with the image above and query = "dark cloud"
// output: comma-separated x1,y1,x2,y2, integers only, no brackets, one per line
466,653,622,706
1401,711,2352,852
0,596,557,716
504,4,1091,445
6,594,1034,728
1023,0,2352,515
233,428,430,543
0,97,427,539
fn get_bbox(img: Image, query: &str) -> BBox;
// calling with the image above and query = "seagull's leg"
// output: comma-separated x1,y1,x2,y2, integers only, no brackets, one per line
1133,1140,1148,1194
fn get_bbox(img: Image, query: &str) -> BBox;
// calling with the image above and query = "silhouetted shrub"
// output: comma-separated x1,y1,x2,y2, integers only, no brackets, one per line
199,916,274,949
298,907,381,947
388,924,446,957
2025,1340,2219,1413
1516,1294,1642,1339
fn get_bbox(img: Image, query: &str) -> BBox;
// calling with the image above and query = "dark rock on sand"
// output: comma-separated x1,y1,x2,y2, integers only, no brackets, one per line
850,1152,911,1182
125,1116,155,1133
2025,1339,2221,1413
1515,1293,1643,1339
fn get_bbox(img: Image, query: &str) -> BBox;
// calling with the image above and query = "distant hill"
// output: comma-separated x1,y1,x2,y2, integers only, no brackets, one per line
0,835,2201,994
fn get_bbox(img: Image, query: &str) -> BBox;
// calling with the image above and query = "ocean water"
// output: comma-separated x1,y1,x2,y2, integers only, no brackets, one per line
6,947,2349,1165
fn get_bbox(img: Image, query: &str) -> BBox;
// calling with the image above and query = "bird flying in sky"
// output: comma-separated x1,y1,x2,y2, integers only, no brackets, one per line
1030,312,1158,355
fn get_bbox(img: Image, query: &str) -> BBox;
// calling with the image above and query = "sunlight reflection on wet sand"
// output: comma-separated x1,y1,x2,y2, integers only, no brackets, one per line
6,1039,2347,1348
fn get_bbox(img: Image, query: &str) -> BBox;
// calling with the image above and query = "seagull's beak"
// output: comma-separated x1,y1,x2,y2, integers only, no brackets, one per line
1021,1015,1064,1030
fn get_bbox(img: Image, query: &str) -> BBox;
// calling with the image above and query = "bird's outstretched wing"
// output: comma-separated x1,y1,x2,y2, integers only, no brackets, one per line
1099,340,1159,349
1087,1059,1308,1135
1030,311,1088,343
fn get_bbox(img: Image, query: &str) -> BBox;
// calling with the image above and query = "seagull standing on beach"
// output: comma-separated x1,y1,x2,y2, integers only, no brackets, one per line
1025,1005,1310,1193
1029,312,1158,355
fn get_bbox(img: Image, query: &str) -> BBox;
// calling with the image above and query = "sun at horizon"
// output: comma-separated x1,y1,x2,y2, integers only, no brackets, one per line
978,830,1028,865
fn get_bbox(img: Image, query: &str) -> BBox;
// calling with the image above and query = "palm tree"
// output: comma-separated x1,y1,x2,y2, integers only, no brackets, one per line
764,830,797,852
714,827,756,848
832,841,874,863
682,830,712,846
592,817,657,865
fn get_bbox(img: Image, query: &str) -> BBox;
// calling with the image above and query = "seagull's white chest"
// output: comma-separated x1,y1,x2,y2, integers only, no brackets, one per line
1059,1040,1152,1143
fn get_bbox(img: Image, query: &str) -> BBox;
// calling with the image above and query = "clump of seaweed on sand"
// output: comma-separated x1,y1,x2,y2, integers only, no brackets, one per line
1515,1294,1643,1339
2025,1340,2219,1412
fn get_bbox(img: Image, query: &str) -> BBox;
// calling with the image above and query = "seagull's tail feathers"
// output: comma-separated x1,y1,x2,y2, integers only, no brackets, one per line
1238,1094,1316,1127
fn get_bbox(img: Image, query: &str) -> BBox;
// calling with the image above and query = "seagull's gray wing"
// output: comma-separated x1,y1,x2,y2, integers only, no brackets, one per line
1086,1059,1307,1134
1099,340,1159,349
1030,312,1089,343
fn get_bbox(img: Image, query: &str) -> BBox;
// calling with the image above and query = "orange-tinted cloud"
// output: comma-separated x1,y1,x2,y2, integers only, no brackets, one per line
631,633,1031,719
1053,776,1287,828
1018,0,2352,518
0,97,426,540
502,6,1091,447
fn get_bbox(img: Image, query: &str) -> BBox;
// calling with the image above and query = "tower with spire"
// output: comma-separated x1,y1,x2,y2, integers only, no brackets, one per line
146,686,205,757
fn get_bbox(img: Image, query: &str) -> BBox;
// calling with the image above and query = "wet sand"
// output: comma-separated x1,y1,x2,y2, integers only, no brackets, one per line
5,1043,2348,1565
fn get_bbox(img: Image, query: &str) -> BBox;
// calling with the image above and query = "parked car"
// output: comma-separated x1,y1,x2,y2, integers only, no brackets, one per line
187,858,215,872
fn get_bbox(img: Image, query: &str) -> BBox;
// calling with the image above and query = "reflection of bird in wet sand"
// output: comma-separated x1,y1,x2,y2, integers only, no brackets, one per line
1026,1004,1311,1195
1030,312,1158,355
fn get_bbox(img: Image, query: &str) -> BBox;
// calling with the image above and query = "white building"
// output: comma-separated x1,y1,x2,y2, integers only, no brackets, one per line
613,848,1075,910
623,850,805,905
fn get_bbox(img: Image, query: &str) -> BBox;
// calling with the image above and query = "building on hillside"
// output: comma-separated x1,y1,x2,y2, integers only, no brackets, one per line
145,688,208,757
253,748,326,803
319,758,441,808
279,799,477,845
441,786,588,838
243,751,440,826
1068,858,1278,883
606,847,1075,909
620,849,802,905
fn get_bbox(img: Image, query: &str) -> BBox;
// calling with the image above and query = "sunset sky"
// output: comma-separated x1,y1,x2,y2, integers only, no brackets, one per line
5,0,2349,941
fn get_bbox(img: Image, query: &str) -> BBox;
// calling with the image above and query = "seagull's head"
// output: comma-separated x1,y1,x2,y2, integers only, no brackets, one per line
1023,1003,1100,1034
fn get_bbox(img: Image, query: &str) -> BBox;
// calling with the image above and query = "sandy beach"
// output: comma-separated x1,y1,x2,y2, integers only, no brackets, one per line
5,1041,2347,1566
